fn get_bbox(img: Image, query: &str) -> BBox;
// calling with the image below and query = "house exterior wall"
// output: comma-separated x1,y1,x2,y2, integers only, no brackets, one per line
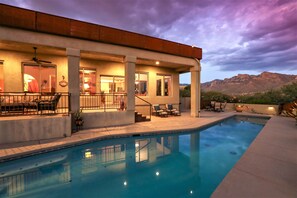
0,50,180,105
0,50,68,93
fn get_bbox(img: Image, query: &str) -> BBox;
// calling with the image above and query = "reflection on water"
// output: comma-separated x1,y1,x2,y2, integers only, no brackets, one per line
0,116,268,198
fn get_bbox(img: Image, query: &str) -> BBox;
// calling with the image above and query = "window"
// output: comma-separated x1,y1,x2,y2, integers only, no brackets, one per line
156,74,172,96
0,61,3,92
80,68,96,95
23,63,56,93
100,75,125,93
135,72,148,96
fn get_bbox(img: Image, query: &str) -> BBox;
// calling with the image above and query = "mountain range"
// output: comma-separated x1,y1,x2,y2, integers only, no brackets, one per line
201,72,297,95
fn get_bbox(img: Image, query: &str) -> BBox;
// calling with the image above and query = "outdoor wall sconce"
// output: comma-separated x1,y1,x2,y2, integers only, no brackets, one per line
59,75,68,87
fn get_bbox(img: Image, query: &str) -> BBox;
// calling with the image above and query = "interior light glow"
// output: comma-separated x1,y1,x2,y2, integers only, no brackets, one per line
135,143,139,147
155,61,160,65
84,83,90,89
268,107,274,110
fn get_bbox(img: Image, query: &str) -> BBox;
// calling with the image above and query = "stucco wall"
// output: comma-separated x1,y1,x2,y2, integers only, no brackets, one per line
0,115,71,144
226,103,279,115
181,97,279,115
0,50,68,93
82,111,134,129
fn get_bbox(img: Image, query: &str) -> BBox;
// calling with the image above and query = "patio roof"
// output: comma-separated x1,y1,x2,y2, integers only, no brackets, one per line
0,3,202,60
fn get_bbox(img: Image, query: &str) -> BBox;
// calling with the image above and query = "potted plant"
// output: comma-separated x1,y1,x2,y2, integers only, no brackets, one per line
73,109,84,130
235,104,244,112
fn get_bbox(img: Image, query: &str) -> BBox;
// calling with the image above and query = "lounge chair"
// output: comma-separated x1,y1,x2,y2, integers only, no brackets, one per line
220,102,227,112
37,93,61,114
206,101,216,111
214,102,221,112
152,104,168,117
166,104,180,116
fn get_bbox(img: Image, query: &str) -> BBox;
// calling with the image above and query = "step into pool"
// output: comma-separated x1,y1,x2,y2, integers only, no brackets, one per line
0,115,269,198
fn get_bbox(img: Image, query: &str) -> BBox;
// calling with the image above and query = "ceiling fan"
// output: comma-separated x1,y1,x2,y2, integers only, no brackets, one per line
31,47,52,64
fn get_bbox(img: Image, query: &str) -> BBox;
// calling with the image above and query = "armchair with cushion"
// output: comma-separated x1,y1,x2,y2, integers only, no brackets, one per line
37,93,61,114
152,104,168,117
166,104,180,116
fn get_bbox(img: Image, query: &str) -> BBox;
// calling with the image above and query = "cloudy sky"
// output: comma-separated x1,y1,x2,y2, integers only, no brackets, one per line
1,0,296,83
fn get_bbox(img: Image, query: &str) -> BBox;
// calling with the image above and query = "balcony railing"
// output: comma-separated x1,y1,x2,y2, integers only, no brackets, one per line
0,92,70,117
80,93,127,112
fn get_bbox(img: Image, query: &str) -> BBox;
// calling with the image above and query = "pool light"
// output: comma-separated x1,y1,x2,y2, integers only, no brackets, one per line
156,171,160,176
123,181,127,186
85,151,92,158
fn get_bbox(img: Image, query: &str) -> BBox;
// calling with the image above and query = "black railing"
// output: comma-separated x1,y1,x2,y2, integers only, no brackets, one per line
80,93,127,112
135,95,152,121
0,92,70,116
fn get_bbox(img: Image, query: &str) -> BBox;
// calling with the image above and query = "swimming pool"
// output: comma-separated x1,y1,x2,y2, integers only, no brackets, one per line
0,115,268,198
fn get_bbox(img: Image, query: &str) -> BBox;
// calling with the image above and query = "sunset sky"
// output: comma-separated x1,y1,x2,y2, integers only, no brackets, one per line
1,0,296,83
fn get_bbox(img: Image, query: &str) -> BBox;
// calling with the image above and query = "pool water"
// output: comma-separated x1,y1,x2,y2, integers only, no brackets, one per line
0,116,268,198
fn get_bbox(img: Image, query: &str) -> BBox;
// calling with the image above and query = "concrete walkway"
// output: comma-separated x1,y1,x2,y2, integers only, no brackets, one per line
0,111,296,197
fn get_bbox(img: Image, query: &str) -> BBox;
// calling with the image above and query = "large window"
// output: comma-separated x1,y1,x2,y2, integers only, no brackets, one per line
135,72,148,96
0,61,3,92
23,63,56,93
156,74,172,96
80,68,96,95
100,75,125,93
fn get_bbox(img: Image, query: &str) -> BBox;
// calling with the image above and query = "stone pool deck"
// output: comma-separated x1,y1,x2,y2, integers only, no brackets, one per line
0,111,296,197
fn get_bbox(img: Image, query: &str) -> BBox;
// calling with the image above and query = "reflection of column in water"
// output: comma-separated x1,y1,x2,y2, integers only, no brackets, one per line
125,139,136,169
171,135,179,153
190,133,201,186
148,138,157,163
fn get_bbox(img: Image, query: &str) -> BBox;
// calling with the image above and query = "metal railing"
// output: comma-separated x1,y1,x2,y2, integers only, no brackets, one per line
135,95,152,121
80,93,127,112
0,92,70,116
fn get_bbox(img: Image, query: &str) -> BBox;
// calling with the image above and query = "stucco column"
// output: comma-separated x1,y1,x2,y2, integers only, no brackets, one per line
190,60,201,117
67,48,80,113
124,56,136,113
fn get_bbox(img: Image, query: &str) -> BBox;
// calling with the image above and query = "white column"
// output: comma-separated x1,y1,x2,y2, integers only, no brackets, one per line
124,56,136,113
190,60,201,117
67,48,80,113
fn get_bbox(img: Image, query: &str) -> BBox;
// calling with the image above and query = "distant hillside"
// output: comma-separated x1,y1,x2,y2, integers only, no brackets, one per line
201,72,297,95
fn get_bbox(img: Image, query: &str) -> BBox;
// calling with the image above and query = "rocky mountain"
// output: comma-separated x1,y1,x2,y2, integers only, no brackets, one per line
201,72,297,95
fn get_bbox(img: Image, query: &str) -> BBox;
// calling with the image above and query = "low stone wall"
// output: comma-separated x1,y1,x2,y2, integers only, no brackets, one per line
226,103,279,115
82,111,135,129
0,115,71,144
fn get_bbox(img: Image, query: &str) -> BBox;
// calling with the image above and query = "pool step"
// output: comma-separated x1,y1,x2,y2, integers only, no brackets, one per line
135,111,150,122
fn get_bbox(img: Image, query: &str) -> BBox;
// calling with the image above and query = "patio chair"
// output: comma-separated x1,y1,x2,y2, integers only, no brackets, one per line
37,93,61,114
166,104,180,116
220,102,227,112
152,104,168,117
214,102,221,112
